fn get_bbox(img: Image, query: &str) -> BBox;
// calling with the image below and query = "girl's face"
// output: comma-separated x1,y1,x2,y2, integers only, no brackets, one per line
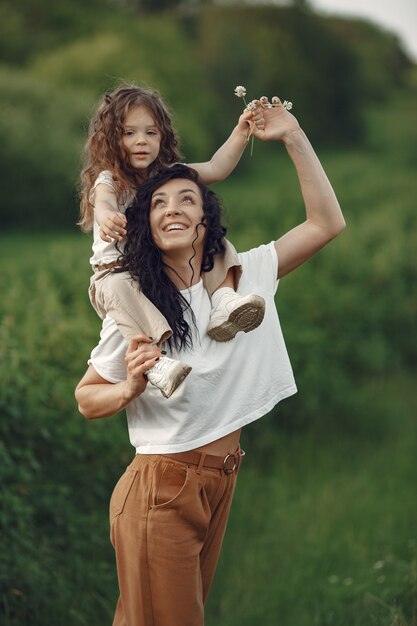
121,105,162,170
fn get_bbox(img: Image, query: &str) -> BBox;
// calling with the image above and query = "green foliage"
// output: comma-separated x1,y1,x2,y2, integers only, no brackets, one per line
0,68,90,230
323,16,413,99
210,384,417,625
199,5,364,144
0,3,413,230
0,235,130,624
30,19,214,156
126,0,186,12
0,0,112,64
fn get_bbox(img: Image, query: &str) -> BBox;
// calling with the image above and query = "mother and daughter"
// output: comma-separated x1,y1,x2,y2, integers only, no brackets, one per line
76,83,345,625
78,84,266,398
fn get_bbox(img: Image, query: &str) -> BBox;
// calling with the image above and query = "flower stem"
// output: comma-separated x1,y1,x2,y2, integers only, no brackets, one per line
239,95,254,157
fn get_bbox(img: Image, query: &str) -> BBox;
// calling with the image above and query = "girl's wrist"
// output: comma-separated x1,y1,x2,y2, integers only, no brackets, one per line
235,120,251,139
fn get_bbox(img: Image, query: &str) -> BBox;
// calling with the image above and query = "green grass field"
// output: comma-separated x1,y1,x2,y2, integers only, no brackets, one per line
1,90,416,625
209,375,417,626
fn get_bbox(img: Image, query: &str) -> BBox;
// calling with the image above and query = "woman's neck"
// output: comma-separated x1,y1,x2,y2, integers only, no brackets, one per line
162,253,203,291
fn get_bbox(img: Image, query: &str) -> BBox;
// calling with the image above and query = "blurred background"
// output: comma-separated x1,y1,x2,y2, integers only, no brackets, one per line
0,0,416,624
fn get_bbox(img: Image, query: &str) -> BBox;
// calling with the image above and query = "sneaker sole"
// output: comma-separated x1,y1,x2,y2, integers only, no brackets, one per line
207,297,265,342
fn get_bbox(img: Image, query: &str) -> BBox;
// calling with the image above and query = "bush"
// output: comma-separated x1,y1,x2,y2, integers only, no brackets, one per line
199,4,364,145
0,235,130,625
0,69,91,230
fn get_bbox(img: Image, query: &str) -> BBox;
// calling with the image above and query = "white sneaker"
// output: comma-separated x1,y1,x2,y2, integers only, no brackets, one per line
146,356,191,398
207,292,265,342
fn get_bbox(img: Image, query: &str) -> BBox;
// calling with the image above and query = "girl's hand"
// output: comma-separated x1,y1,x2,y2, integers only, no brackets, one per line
237,109,254,139
123,336,161,400
252,97,300,143
237,107,265,139
238,106,265,134
99,210,127,243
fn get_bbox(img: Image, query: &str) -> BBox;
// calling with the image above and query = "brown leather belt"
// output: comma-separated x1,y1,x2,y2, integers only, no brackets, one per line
160,448,245,475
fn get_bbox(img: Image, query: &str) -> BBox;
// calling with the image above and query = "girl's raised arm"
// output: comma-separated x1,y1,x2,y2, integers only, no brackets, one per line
189,109,264,185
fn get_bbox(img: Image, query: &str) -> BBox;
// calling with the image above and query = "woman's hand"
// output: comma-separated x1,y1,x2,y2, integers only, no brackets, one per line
75,336,162,419
123,336,161,401
252,96,300,143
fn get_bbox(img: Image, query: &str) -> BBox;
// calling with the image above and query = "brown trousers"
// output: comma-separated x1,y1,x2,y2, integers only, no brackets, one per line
89,239,241,344
110,450,244,626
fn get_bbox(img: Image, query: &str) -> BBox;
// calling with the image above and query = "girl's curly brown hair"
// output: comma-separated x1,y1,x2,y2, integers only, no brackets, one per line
78,84,182,232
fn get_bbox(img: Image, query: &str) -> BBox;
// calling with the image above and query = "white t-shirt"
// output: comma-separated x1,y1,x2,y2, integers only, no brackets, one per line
89,170,134,266
89,242,297,453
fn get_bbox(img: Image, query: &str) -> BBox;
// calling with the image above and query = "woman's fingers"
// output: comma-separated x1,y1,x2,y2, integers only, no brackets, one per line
260,95,284,109
123,337,162,397
125,336,161,374
129,355,160,378
260,96,271,108
126,335,154,354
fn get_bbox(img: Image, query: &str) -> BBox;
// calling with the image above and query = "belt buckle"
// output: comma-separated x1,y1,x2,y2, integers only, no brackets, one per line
223,453,237,475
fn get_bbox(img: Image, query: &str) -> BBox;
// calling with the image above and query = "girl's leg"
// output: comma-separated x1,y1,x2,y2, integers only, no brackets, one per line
202,239,265,342
90,270,191,398
90,269,172,343
202,239,242,295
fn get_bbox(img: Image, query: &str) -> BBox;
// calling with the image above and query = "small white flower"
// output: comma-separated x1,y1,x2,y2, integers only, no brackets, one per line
234,85,247,98
246,100,258,111
233,85,255,155
343,577,353,586
328,575,339,584
283,100,293,111
373,560,385,570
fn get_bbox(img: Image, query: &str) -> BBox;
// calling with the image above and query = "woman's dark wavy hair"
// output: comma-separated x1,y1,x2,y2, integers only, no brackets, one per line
120,164,227,351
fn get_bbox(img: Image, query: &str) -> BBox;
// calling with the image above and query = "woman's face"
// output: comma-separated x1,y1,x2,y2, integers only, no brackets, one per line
121,105,161,170
149,178,206,258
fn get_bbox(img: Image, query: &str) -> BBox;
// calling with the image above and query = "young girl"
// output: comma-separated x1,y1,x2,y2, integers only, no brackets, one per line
79,84,265,398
